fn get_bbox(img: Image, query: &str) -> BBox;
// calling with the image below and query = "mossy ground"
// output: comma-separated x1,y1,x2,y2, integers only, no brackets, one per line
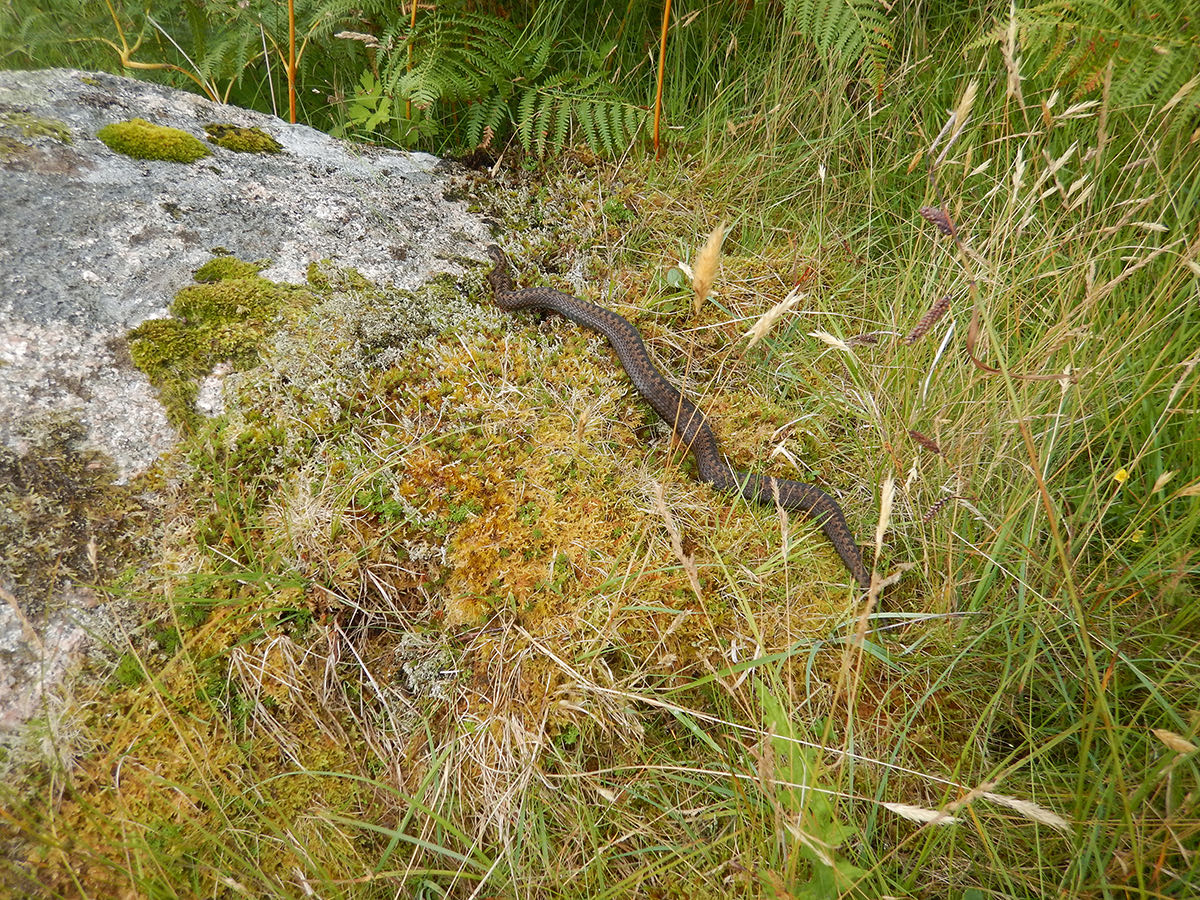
127,255,315,430
4,162,911,896
0,416,155,615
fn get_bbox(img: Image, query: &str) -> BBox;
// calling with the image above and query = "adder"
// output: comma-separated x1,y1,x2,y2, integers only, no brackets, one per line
486,245,870,590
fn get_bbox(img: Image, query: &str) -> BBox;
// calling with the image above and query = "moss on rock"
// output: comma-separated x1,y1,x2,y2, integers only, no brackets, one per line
204,123,282,154
96,118,210,163
0,415,155,612
127,257,314,430
0,134,28,160
193,255,268,283
0,110,71,143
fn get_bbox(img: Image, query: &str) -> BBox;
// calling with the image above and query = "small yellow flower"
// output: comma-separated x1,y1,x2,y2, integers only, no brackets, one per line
1130,529,1144,543
1114,467,1129,484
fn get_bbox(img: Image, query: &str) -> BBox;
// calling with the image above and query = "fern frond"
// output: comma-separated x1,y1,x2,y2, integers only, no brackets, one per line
783,0,893,78
973,0,1200,127
516,89,538,149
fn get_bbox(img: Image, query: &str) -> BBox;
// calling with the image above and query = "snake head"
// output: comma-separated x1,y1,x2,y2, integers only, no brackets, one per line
484,245,514,295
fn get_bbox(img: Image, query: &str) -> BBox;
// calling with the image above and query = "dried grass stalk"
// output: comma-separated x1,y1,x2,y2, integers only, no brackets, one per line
652,481,703,601
882,802,959,825
1152,728,1197,754
981,791,1072,833
809,330,852,352
744,287,802,350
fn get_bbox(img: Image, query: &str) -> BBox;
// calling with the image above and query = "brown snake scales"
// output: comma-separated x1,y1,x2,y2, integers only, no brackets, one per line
486,245,870,589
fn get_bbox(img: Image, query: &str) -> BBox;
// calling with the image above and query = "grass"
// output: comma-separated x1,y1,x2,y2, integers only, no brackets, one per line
3,5,1200,899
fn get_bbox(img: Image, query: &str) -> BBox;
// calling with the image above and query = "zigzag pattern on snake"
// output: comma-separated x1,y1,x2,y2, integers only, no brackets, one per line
486,245,870,589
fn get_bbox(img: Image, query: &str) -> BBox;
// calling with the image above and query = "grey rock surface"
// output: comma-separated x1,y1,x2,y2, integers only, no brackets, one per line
0,67,488,477
0,67,490,739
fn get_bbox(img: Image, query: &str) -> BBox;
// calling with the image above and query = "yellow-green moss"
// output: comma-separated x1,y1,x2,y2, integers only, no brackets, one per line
127,258,314,429
97,118,210,163
193,255,268,282
305,259,373,293
173,276,293,324
204,122,282,154
0,110,71,143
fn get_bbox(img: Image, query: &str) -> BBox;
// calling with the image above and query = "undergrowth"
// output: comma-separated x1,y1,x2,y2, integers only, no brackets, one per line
3,2,1199,899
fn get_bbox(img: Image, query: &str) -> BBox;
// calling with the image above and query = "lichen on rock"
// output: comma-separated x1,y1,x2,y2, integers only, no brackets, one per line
96,117,210,163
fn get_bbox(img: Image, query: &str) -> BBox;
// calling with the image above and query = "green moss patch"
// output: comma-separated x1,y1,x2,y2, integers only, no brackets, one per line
97,118,210,163
193,255,268,283
127,257,314,430
204,123,282,154
0,134,28,160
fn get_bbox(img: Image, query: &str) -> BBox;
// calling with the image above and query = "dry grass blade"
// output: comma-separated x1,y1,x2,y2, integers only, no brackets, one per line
1151,471,1175,493
931,78,978,168
948,79,978,147
873,473,895,563
692,221,726,315
1001,0,1025,107
881,802,959,825
981,792,1072,833
809,330,852,352
1152,728,1197,755
651,481,703,601
334,30,381,49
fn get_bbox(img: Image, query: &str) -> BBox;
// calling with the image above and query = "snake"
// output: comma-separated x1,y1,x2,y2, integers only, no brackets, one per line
486,245,870,589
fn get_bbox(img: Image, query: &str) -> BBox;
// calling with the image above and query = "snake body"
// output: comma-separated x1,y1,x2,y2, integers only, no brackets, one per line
486,245,869,589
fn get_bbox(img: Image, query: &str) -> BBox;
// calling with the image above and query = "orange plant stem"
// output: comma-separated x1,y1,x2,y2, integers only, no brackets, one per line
653,0,672,155
406,0,419,120
287,0,296,122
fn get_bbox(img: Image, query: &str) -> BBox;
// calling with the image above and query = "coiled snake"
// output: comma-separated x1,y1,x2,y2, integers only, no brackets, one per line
486,245,870,589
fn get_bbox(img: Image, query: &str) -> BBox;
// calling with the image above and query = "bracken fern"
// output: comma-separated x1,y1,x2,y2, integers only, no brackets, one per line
330,5,644,156
972,0,1200,147
782,0,893,86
